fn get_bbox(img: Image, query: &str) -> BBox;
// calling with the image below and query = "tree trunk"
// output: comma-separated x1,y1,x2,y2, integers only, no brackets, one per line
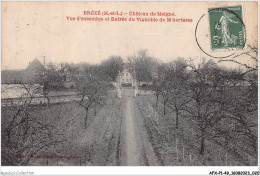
45,96,50,108
200,129,205,155
84,109,88,129
156,94,159,107
47,97,50,108
176,111,179,129
94,106,97,116
163,101,166,115
252,137,257,153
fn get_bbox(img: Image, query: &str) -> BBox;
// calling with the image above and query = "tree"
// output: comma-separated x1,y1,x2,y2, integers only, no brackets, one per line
75,72,108,129
154,59,190,119
151,63,167,107
186,58,228,155
58,63,68,82
151,78,164,107
158,63,179,116
1,84,66,165
100,56,124,81
218,44,258,73
35,62,64,107
128,49,158,84
65,63,80,82
166,59,191,129
83,64,107,81
217,44,258,154
160,76,173,115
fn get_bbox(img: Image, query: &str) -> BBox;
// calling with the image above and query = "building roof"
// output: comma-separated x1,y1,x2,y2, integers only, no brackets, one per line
2,58,45,83
26,58,44,71
204,59,218,69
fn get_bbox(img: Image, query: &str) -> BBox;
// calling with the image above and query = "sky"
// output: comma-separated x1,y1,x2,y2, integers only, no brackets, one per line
1,1,258,70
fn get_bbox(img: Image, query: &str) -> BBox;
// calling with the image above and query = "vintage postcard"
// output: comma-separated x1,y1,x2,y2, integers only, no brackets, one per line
1,1,258,175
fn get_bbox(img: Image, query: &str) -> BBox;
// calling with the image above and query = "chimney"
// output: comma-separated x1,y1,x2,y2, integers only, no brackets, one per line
43,56,46,68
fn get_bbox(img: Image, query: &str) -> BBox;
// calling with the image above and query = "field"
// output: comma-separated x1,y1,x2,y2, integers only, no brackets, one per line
1,97,124,166
136,95,257,166
1,88,257,166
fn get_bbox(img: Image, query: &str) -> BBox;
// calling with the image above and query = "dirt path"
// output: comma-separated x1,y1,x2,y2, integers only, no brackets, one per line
124,97,146,165
120,88,159,166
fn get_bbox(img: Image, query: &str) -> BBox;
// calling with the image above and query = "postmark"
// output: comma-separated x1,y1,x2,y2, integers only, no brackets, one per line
195,5,246,58
208,5,245,51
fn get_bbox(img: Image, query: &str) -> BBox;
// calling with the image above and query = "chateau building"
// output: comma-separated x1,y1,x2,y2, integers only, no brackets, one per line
117,69,133,87
116,62,138,88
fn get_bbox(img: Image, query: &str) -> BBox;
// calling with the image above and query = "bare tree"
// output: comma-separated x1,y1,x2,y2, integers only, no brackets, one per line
166,59,191,129
160,78,173,115
1,84,66,165
35,62,64,107
218,44,258,73
151,78,164,107
185,58,228,155
217,44,258,154
75,73,108,129
151,63,167,107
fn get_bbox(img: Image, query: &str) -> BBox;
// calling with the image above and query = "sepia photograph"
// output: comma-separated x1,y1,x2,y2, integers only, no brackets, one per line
0,1,258,175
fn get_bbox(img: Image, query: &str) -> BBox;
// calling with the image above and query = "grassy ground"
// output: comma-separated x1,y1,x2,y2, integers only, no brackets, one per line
1,96,124,166
136,95,257,166
48,90,77,96
2,90,256,166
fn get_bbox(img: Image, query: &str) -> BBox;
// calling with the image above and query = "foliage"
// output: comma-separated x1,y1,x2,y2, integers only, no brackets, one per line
100,56,124,81
35,62,65,107
128,49,159,83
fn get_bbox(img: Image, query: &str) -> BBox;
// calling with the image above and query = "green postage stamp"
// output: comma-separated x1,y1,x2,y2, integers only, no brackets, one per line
208,5,245,50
